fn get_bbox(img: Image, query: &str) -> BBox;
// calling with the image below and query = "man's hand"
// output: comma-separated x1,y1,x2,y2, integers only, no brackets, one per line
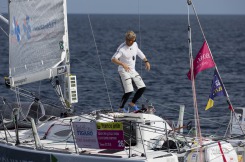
145,62,150,71
112,58,130,72
122,63,130,72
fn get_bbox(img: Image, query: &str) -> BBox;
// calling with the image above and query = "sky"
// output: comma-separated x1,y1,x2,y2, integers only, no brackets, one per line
66,0,245,15
0,0,244,15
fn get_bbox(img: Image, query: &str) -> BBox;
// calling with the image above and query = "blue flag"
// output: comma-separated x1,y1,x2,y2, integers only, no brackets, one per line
205,69,226,110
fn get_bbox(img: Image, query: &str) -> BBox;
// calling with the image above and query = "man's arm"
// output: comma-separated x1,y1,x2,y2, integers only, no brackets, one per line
111,57,130,72
143,58,150,71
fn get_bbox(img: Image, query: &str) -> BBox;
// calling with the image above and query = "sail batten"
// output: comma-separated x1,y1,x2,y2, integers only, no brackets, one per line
9,0,67,87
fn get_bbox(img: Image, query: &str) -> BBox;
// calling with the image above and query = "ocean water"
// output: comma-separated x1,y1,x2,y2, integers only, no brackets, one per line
0,14,245,135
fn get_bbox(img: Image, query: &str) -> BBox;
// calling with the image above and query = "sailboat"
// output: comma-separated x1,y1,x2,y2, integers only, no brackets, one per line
0,0,179,161
0,0,242,162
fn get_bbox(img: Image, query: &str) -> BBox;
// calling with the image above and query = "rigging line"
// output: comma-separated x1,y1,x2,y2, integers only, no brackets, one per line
190,3,207,42
213,123,227,136
0,125,15,142
87,14,113,112
191,1,243,135
50,78,67,109
153,101,231,128
9,88,65,111
224,118,232,137
191,1,231,102
14,87,21,109
213,67,242,133
187,2,203,161
0,26,8,37
38,81,41,99
138,0,143,76
75,58,121,84
137,0,148,105
11,88,36,100
75,119,174,149
76,55,229,129
14,86,28,121
187,3,197,135
77,53,170,101
137,0,142,50
188,4,202,140
76,57,154,98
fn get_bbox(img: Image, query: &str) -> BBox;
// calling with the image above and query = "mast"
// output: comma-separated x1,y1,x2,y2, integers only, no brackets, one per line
189,0,244,137
187,0,203,161
62,0,78,108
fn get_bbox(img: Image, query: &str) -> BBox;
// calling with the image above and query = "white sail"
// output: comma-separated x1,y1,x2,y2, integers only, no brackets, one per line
9,0,69,86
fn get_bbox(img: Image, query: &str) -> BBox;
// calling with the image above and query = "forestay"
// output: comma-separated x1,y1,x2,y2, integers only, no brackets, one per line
9,0,69,86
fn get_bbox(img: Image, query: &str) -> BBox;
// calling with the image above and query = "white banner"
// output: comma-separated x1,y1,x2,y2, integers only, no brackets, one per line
72,122,99,149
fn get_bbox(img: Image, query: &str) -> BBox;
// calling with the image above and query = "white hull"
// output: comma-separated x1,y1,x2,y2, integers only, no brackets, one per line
0,111,240,162
0,141,178,162
0,112,179,162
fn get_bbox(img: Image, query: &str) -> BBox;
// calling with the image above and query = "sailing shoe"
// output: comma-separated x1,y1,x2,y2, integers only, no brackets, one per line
118,108,129,113
129,104,140,112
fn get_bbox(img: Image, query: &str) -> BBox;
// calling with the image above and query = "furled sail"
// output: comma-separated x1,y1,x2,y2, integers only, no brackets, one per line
9,0,69,86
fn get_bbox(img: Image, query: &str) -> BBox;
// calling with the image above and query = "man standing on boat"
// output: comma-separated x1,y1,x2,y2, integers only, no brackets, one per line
111,30,150,112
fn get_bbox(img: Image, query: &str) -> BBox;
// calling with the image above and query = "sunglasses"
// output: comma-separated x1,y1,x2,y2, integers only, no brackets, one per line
126,38,136,42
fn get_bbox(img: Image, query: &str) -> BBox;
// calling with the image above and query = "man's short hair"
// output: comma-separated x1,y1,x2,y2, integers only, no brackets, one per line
125,31,136,40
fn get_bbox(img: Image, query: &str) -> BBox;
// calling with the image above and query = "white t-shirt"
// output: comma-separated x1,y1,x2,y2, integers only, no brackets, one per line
112,42,146,72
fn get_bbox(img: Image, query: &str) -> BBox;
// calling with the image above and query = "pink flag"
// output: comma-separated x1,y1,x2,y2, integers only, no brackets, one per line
187,41,215,80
